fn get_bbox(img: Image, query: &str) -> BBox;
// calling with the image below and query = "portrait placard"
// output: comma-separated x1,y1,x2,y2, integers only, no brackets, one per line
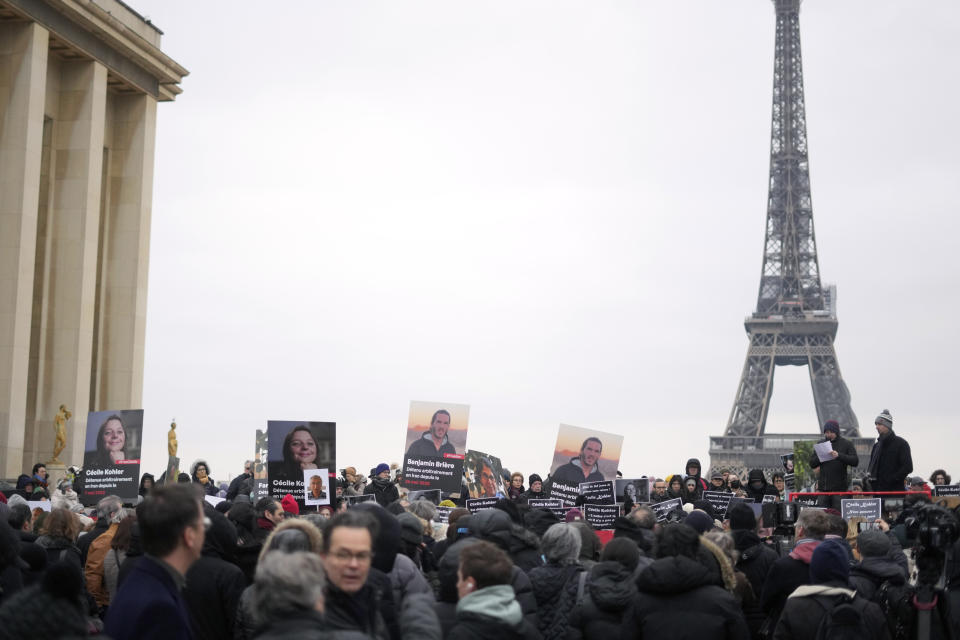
546,424,623,505
267,421,336,509
616,478,650,504
463,450,505,499
81,409,143,505
304,469,331,506
401,401,468,493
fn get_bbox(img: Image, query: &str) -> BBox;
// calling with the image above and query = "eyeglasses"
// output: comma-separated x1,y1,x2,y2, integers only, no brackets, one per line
330,549,373,564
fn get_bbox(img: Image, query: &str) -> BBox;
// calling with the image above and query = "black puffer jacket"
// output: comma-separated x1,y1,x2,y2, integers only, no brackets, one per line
773,583,890,640
808,436,859,491
528,561,585,640
566,561,636,640
363,478,400,506
849,556,908,602
471,509,542,573
623,556,750,640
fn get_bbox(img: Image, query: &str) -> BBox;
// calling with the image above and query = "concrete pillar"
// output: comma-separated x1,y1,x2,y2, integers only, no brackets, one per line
27,59,108,469
0,22,48,478
94,93,157,412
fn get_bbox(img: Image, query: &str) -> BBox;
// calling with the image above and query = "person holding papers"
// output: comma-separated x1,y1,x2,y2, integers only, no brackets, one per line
809,420,859,509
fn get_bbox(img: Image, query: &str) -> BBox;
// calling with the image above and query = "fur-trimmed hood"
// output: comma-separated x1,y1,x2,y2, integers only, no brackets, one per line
699,534,738,593
256,518,324,564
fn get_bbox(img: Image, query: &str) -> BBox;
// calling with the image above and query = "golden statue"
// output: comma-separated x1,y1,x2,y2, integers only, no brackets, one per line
168,419,178,457
51,404,71,464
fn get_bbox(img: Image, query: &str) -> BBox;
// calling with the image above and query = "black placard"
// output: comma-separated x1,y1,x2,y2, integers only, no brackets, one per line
934,485,960,497
579,480,615,505
583,504,619,530
434,505,454,523
703,490,734,518
650,497,683,522
408,489,442,505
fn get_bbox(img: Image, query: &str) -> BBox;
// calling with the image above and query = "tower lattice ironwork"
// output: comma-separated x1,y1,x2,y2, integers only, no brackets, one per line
724,0,859,444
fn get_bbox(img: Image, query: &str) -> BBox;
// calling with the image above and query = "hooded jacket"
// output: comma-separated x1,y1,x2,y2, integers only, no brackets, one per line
849,556,908,602
808,435,859,491
685,459,710,492
624,555,750,640
447,584,541,640
436,537,538,636
743,469,779,503
471,509,542,573
732,529,779,637
184,503,246,640
773,584,890,640
567,560,637,640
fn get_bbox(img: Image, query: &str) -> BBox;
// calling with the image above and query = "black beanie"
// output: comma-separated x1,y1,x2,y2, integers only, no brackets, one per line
823,420,840,435
727,503,757,531
528,473,542,486
810,539,850,584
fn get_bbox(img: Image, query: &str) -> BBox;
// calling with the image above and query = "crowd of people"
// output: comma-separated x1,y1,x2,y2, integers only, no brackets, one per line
0,414,958,639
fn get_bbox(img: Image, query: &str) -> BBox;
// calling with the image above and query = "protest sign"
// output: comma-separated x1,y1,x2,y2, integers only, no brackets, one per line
650,497,683,522
841,497,882,522
579,480,615,505
401,401,468,494
616,478,650,504
267,421,336,509
304,469,331,506
466,497,499,513
409,489,442,505
762,494,777,504
583,504,619,530
728,496,756,509
934,485,960,497
793,493,819,507
813,441,834,463
204,495,226,508
528,498,563,510
434,506,454,523
784,473,796,491
703,490,734,518
546,424,623,505
780,453,795,474
81,409,143,505
463,450,505,499
254,428,269,499
344,494,375,507
26,500,51,512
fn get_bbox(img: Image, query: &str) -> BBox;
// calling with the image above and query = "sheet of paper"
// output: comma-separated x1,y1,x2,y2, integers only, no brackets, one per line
814,441,834,463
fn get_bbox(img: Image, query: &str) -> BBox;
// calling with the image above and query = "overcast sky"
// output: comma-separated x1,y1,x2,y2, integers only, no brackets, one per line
129,1,959,484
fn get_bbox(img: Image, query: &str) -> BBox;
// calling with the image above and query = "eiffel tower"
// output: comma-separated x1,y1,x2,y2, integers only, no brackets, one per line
709,0,871,474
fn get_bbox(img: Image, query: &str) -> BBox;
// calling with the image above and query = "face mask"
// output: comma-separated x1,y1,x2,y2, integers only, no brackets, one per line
730,480,740,489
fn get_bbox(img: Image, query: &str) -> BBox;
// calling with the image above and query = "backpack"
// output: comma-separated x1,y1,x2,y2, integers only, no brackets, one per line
875,580,916,640
813,594,872,640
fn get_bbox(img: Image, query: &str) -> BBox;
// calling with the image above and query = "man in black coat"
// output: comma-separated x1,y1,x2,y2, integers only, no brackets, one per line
364,464,400,507
224,460,253,501
867,410,913,492
809,420,860,509
743,469,779,503
760,508,831,631
183,503,246,640
622,523,750,640
728,504,779,640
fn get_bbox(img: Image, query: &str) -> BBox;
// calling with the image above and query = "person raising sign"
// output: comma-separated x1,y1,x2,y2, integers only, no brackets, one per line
405,409,457,458
549,437,605,488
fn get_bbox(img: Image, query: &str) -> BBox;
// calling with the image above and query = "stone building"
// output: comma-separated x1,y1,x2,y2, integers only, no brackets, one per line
0,0,186,477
